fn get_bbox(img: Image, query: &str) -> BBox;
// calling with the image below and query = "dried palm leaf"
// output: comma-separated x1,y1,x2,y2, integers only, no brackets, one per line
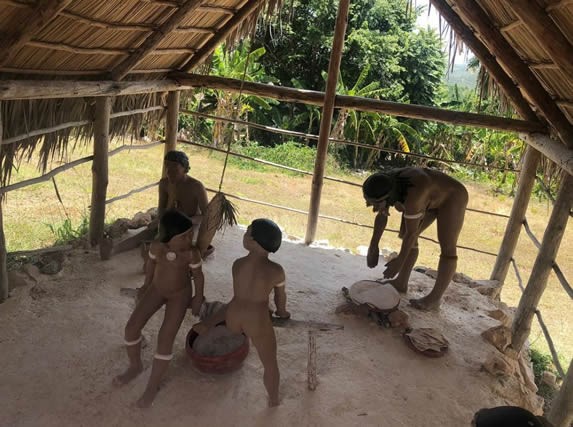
196,192,238,254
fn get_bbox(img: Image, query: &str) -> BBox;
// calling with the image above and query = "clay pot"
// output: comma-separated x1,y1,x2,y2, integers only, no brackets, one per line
99,236,113,261
186,325,249,374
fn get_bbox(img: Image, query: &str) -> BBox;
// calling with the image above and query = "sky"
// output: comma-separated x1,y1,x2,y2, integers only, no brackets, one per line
414,0,473,65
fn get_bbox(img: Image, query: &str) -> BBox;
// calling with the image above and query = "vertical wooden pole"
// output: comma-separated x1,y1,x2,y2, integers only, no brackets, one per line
511,172,573,352
491,146,541,285
89,97,111,246
548,358,573,427
162,90,180,177
0,101,9,303
304,0,350,245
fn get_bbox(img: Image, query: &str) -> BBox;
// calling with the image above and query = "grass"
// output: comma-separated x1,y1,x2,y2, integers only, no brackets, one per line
3,140,572,364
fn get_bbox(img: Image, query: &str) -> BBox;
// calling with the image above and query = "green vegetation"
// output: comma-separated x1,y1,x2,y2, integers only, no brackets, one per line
46,216,89,246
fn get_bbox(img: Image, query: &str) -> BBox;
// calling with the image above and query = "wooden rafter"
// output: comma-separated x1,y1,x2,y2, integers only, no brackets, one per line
28,40,130,55
500,20,521,33
430,0,541,123
0,0,73,67
59,10,156,31
110,0,207,81
546,0,573,12
508,0,573,82
199,5,235,14
58,10,215,34
451,0,573,149
179,0,263,72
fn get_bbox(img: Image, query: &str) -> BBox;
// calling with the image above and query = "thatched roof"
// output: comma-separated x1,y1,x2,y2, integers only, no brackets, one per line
0,0,573,184
0,0,277,79
438,0,573,128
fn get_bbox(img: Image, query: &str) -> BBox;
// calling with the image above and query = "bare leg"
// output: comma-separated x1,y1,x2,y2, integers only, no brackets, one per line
137,288,190,408
410,197,467,311
410,254,457,310
378,246,419,293
114,287,165,386
382,212,436,293
251,329,280,407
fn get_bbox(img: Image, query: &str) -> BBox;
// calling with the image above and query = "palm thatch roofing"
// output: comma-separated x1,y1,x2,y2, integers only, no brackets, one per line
0,0,572,184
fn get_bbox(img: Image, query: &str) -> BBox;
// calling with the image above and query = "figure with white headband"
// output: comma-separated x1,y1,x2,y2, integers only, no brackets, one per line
113,209,204,408
362,167,468,310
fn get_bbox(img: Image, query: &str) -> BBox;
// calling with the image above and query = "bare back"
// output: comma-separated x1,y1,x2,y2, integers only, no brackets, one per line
397,168,468,213
225,256,285,337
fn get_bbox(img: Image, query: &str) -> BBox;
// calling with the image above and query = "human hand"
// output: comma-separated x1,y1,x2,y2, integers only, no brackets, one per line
383,258,402,279
192,322,210,335
367,246,379,268
190,295,204,316
275,309,291,319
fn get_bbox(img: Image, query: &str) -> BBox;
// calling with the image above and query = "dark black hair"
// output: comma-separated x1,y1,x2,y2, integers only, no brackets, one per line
164,150,190,173
473,406,552,427
362,170,412,206
250,218,282,253
158,209,193,243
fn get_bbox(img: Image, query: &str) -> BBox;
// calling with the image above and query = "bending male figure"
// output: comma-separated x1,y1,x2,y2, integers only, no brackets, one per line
363,167,468,310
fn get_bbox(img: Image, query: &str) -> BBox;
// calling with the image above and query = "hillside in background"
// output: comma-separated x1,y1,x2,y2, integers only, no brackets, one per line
444,63,477,88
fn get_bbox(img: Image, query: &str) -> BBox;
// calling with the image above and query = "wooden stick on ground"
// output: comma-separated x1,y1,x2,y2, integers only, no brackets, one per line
308,330,318,391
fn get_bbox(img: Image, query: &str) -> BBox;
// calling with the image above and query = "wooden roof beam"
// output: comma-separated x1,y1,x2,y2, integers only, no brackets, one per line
450,0,573,149
179,0,265,72
110,0,206,81
430,0,541,123
508,0,573,83
169,72,547,134
546,0,573,12
0,0,73,67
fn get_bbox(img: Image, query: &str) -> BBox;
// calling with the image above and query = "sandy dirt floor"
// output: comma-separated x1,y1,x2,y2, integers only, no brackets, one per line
0,225,541,427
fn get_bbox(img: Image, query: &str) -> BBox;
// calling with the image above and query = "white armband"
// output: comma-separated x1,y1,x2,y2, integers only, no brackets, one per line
148,251,157,260
274,280,285,288
189,260,202,269
403,212,424,220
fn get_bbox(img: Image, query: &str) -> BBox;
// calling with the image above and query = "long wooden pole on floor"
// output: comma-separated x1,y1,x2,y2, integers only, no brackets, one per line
162,90,180,177
511,172,573,352
548,358,573,427
304,0,350,245
89,97,111,246
490,146,541,286
0,101,8,303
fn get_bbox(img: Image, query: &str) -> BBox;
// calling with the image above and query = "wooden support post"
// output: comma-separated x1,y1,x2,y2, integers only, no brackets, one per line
520,133,573,176
163,90,180,176
307,330,317,390
511,172,573,352
304,0,350,245
0,101,8,303
548,358,573,427
490,146,541,285
89,97,111,246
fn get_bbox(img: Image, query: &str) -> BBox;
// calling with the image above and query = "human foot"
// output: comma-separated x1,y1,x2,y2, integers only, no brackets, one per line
376,278,408,293
136,387,159,408
113,365,143,386
202,245,215,259
268,396,280,407
409,296,440,311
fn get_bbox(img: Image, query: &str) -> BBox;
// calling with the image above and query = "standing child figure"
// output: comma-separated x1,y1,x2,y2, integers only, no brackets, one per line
193,218,290,407
113,210,205,408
